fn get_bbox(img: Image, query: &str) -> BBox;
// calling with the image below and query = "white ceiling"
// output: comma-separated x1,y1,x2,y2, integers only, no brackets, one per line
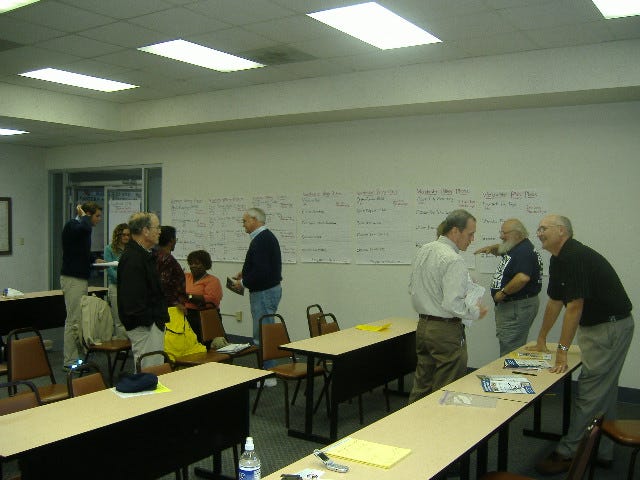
1,0,639,147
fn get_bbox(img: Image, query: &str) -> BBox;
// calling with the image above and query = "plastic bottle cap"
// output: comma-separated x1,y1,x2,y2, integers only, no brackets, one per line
245,436,254,451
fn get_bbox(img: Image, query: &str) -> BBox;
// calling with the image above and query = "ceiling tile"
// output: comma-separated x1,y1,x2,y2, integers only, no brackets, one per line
289,33,378,59
80,21,169,48
59,0,175,19
524,21,616,49
427,10,518,41
497,0,601,30
191,28,278,54
35,35,125,58
0,16,65,44
127,7,231,36
58,59,133,78
7,0,115,33
455,31,540,57
0,46,80,75
243,14,331,43
185,0,295,25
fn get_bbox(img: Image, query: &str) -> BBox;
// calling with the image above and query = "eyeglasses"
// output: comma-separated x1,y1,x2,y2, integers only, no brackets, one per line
536,225,561,234
147,225,161,231
499,229,516,236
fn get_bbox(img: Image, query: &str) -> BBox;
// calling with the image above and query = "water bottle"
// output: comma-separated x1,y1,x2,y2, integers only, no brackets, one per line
238,436,261,480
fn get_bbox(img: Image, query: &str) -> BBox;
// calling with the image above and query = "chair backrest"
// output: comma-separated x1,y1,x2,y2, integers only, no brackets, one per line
566,414,603,480
66,362,107,397
307,304,324,337
136,350,174,375
0,380,41,415
259,314,294,365
317,313,340,336
200,308,226,343
7,328,56,384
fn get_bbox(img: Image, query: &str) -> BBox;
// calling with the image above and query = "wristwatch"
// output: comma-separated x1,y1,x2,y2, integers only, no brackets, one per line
557,343,569,351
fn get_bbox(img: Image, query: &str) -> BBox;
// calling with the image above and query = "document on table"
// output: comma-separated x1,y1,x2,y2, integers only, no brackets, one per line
323,437,411,469
478,375,535,394
355,323,391,332
440,390,498,408
515,351,552,360
503,358,550,369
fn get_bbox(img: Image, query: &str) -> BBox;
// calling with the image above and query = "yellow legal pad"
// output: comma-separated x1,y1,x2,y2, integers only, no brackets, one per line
324,437,411,469
355,323,391,332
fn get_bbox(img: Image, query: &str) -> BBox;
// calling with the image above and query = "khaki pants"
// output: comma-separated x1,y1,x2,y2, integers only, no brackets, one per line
60,275,88,366
409,318,467,403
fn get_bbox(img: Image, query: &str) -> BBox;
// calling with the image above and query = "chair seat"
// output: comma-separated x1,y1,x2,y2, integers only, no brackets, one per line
602,420,640,446
37,383,69,403
174,350,231,367
270,362,324,380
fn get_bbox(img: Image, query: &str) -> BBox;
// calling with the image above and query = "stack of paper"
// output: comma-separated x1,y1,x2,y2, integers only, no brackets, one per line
355,323,391,332
516,351,552,360
478,375,535,394
323,437,411,469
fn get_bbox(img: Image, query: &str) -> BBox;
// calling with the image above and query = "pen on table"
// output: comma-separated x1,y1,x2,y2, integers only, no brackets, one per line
512,371,537,376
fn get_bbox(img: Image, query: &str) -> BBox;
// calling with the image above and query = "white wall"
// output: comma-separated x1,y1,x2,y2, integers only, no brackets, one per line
45,101,640,389
0,144,48,292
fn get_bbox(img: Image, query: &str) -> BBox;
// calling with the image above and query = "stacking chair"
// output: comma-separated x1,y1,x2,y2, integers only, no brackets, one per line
199,307,259,366
7,327,69,404
0,380,42,480
66,361,107,397
601,419,640,480
80,294,131,386
480,415,603,480
136,350,174,375
0,380,41,415
306,304,325,338
252,313,327,429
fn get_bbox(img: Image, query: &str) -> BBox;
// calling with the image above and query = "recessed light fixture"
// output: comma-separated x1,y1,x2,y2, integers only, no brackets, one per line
308,1,441,50
0,128,28,136
19,68,138,92
592,0,640,18
138,39,264,72
0,0,40,14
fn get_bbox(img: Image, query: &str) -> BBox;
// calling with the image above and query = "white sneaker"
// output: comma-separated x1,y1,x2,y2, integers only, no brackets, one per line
264,378,277,388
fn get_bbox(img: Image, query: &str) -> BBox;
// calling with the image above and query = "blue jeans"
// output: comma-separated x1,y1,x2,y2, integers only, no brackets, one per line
494,295,539,356
250,284,282,369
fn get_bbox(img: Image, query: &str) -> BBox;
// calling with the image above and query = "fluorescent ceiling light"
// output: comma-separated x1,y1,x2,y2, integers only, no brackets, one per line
19,68,138,92
308,2,441,50
138,39,264,72
0,0,40,14
592,0,640,18
0,128,28,136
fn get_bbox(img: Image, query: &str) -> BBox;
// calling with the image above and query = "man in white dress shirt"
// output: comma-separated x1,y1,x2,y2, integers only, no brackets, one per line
409,209,488,403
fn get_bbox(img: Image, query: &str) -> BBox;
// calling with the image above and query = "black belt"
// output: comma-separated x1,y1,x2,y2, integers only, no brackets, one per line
501,292,537,303
419,314,461,323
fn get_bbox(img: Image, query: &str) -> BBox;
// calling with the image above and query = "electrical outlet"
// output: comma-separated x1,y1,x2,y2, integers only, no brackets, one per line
235,311,243,322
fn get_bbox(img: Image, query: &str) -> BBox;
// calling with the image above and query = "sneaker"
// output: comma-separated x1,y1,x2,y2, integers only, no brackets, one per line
264,378,277,388
535,451,572,475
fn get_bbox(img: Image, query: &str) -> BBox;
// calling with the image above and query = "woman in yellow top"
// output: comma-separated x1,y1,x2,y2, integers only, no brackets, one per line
184,250,222,344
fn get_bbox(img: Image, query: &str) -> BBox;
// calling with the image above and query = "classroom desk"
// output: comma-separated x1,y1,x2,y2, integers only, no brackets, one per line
0,287,107,334
441,344,582,475
279,317,417,443
263,391,526,480
0,362,268,480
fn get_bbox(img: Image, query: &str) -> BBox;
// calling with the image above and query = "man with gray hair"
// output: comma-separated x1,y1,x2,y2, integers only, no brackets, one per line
531,214,633,475
232,207,282,387
475,218,543,356
117,212,169,371
409,209,488,403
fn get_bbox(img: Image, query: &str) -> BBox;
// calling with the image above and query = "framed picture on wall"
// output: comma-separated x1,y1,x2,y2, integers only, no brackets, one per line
0,197,12,255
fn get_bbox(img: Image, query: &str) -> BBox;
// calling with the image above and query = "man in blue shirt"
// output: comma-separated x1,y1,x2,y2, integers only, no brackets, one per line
475,218,543,356
232,208,282,384
60,202,103,369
